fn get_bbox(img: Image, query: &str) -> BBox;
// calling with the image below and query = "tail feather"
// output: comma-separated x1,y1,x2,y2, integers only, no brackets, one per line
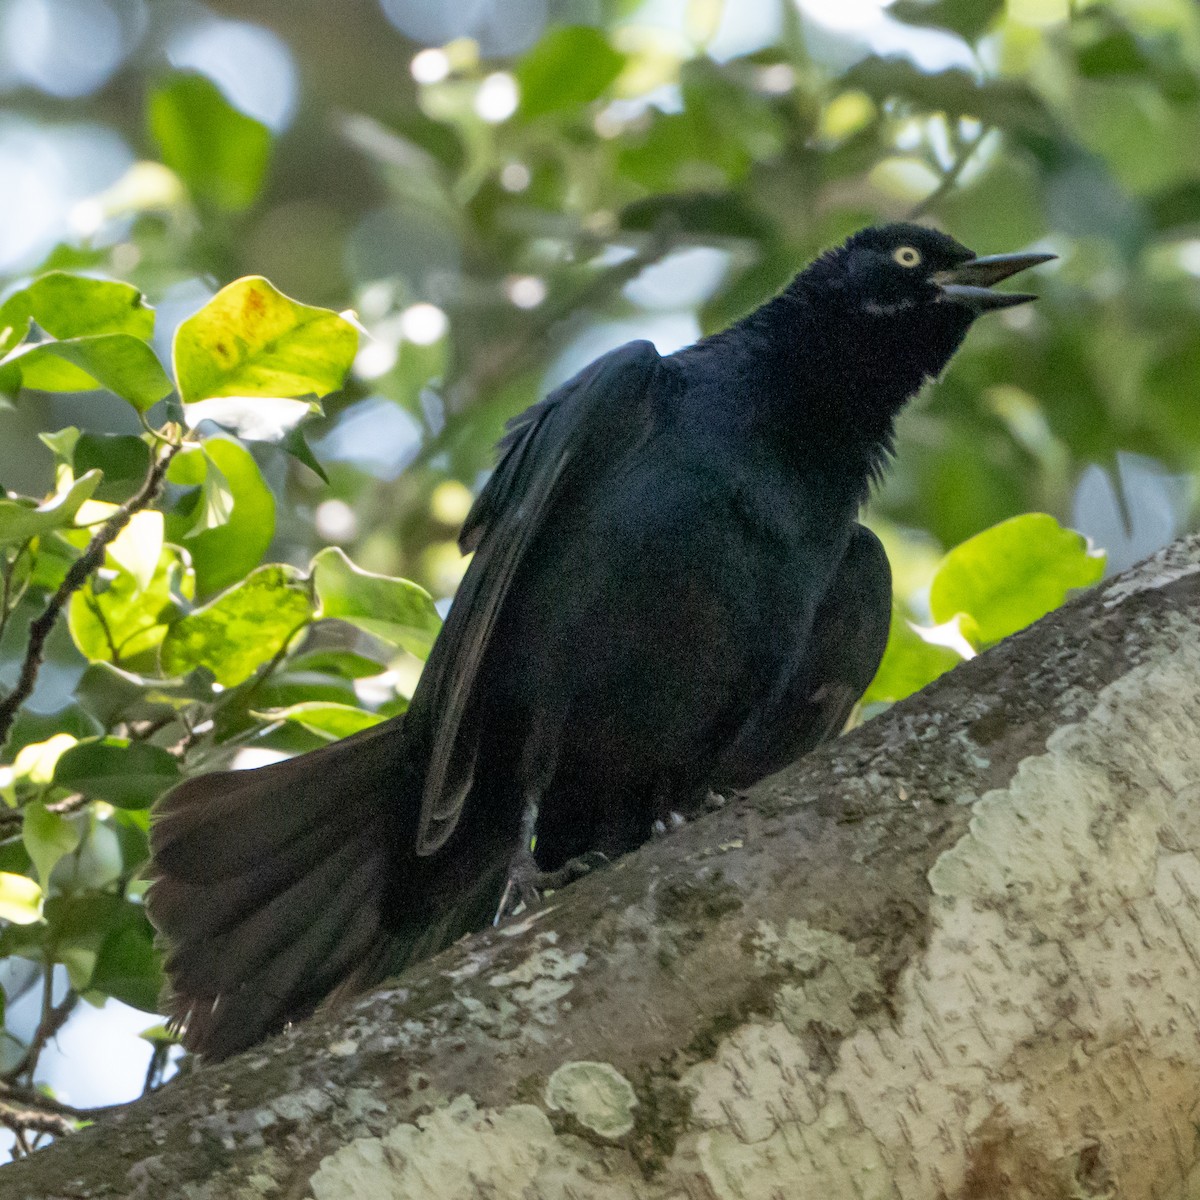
146,720,413,1060
173,872,389,1056
148,816,364,941
151,720,401,881
146,717,516,1061
159,830,381,997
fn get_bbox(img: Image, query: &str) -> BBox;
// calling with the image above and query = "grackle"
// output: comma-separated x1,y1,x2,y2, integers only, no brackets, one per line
147,224,1052,1058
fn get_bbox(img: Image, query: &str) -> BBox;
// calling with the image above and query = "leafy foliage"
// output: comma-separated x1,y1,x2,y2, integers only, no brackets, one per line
0,0,1184,1153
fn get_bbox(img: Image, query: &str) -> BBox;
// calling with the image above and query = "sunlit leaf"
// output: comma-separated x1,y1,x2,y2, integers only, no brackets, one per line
11,733,79,786
172,276,358,404
165,439,274,595
39,426,81,465
149,73,272,212
311,546,441,658
159,564,312,686
0,469,101,547
862,609,964,705
3,335,173,412
0,873,42,925
67,545,195,669
17,272,156,340
186,450,234,536
54,738,182,810
930,514,1105,647
183,395,319,442
71,502,164,591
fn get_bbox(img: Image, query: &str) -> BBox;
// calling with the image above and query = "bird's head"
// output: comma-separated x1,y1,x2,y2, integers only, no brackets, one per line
820,223,1055,324
790,223,1054,401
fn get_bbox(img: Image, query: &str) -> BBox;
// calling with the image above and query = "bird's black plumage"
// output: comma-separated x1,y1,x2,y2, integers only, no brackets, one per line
147,223,1052,1057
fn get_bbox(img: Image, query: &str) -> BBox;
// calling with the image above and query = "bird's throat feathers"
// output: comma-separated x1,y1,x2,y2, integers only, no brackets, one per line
696,270,970,492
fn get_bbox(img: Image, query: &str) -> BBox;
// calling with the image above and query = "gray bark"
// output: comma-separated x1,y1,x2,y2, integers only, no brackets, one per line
7,536,1200,1200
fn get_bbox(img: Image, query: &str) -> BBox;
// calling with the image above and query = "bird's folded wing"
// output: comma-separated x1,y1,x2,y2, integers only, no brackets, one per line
409,339,665,854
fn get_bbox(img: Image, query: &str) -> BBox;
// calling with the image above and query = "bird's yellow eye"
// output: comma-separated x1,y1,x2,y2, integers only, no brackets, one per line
893,246,921,268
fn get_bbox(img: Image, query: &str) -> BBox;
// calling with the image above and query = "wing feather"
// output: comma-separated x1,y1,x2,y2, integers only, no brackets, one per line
409,340,664,853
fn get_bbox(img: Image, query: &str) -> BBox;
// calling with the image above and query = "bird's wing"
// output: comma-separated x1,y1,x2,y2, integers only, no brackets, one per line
410,339,665,854
714,523,892,786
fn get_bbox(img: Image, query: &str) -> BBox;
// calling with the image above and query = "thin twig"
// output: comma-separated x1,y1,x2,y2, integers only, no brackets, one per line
6,987,78,1084
908,124,990,221
0,1101,77,1141
413,220,681,473
0,1082,90,1120
0,443,182,749
0,792,89,839
0,539,33,643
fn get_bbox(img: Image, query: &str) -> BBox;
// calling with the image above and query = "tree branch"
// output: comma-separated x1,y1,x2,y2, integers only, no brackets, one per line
0,444,181,749
6,536,1200,1196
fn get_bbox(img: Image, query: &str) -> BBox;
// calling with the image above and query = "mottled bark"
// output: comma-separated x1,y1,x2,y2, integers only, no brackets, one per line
8,536,1200,1200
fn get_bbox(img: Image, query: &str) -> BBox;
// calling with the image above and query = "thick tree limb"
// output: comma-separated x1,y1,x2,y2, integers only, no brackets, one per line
8,535,1200,1199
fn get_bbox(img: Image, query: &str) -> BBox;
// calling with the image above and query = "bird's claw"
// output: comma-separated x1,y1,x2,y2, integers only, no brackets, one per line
493,849,610,925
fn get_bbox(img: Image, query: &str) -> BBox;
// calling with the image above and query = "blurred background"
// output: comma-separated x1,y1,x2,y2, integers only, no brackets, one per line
1,0,1199,1158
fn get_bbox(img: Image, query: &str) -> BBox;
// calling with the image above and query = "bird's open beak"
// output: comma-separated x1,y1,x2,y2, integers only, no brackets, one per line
933,251,1057,312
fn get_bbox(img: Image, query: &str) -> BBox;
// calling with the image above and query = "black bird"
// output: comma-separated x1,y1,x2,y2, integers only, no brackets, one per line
147,224,1052,1059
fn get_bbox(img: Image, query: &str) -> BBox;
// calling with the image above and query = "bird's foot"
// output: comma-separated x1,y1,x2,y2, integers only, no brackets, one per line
493,850,610,925
652,811,688,838
705,788,740,811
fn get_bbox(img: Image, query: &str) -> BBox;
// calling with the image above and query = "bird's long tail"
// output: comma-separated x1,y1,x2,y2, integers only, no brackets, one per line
146,717,419,1060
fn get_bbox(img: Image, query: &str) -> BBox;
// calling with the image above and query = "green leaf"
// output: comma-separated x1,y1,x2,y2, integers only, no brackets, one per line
172,276,358,405
53,738,182,810
55,817,124,892
74,434,152,503
10,734,78,786
0,873,42,925
843,58,1051,135
86,507,164,591
0,292,31,357
74,661,215,727
929,514,1106,647
67,544,195,669
19,272,156,340
23,801,82,887
255,701,384,740
187,449,234,536
39,426,81,465
861,609,965,705
280,425,329,483
888,0,1003,41
311,547,441,658
0,469,101,547
91,907,163,1012
287,648,390,678
516,26,626,118
3,335,173,412
165,439,275,595
149,73,272,212
160,564,312,687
